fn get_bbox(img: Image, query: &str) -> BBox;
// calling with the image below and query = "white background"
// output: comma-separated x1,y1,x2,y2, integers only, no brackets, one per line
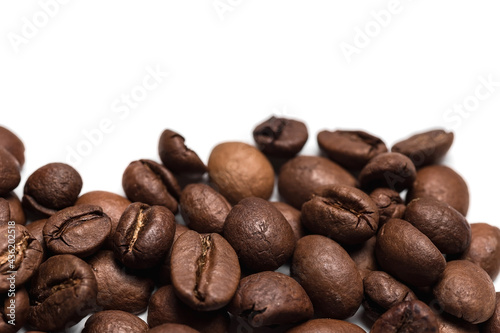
1,1,500,332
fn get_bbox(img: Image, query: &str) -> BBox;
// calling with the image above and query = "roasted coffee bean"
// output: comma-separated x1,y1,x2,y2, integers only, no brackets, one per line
25,219,48,261
371,300,439,333
170,230,240,311
113,202,176,269
158,129,207,175
0,126,25,167
0,148,21,196
88,250,154,314
291,235,363,319
157,223,190,286
437,312,479,333
405,197,471,254
253,116,308,157
122,159,181,214
287,319,366,333
0,287,29,333
82,310,149,333
43,204,111,258
224,197,295,271
369,188,405,225
0,224,43,293
359,152,417,192
148,285,229,333
23,163,83,217
392,129,454,167
433,260,496,324
375,218,446,287
301,184,379,245
271,201,305,241
149,323,200,333
278,155,357,209
28,254,98,331
461,223,500,279
180,184,231,234
0,198,9,225
346,236,379,279
407,165,469,216
1,192,26,225
229,271,313,327
362,270,417,322
317,129,387,169
482,292,500,333
208,142,275,204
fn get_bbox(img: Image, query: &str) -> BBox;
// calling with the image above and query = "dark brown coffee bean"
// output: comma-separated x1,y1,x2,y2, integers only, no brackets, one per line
157,223,190,286
461,223,500,279
0,198,9,225
433,260,496,324
271,201,305,241
362,270,417,322
407,165,469,216
482,292,500,333
122,159,181,213
405,197,470,254
0,148,21,196
25,219,48,261
301,184,379,245
224,197,295,271
23,162,83,217
113,202,176,269
369,188,406,225
437,312,479,333
253,116,308,157
43,204,111,258
82,310,149,333
87,250,154,314
0,224,43,293
28,254,98,331
291,235,363,319
359,152,417,192
148,285,229,333
317,129,387,169
149,323,200,333
345,236,379,279
371,300,439,333
1,192,26,225
229,271,313,327
0,287,29,333
0,126,25,168
158,129,207,175
287,318,365,332
278,155,357,209
375,218,446,287
180,184,231,234
207,142,275,204
171,230,240,311
392,129,454,167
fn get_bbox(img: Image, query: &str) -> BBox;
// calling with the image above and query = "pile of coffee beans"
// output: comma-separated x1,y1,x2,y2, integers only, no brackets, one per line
1,119,500,332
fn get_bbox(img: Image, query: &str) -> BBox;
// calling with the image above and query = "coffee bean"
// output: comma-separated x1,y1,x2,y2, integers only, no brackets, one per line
437,312,479,333
0,287,29,333
407,165,469,216
253,116,308,157
170,230,240,311
113,202,176,269
482,292,500,333
461,223,500,279
317,129,387,169
208,142,275,204
278,155,357,209
369,188,406,226
271,201,305,241
229,271,313,327
1,192,26,225
0,224,43,293
0,198,9,225
158,129,207,175
0,126,25,168
392,129,454,167
25,219,48,261
43,204,111,258
301,184,379,245
149,323,200,333
148,285,229,333
291,235,363,319
180,184,231,234
23,162,83,217
224,197,295,271
433,260,496,324
371,300,439,333
286,319,366,333
82,310,149,333
345,236,379,279
359,152,417,192
375,218,446,287
28,254,98,331
0,148,21,196
87,250,154,314
157,223,190,286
